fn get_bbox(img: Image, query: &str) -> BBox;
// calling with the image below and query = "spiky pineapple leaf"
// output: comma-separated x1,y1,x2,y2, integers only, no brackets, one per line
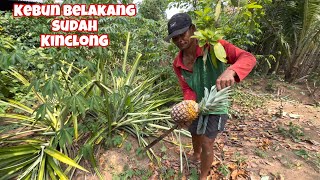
199,85,232,114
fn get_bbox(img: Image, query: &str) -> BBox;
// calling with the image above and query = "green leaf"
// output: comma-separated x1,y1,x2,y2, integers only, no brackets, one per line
124,142,132,152
0,149,38,160
81,144,104,180
89,95,103,110
125,53,142,86
37,64,44,69
72,115,78,140
294,149,309,159
44,147,88,172
0,113,34,122
59,128,73,147
198,40,207,47
0,154,34,169
192,31,205,40
0,99,33,114
17,155,41,180
0,155,38,172
214,43,227,63
47,157,68,180
160,145,167,153
37,154,46,180
34,103,53,120
122,32,130,72
66,94,88,114
112,135,123,147
210,48,218,69
246,3,262,9
243,11,252,17
194,10,203,16
214,0,222,21
46,162,58,180
203,7,211,15
42,78,63,99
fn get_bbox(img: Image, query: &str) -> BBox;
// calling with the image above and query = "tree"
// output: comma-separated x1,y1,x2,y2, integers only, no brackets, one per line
138,0,168,21
254,0,320,82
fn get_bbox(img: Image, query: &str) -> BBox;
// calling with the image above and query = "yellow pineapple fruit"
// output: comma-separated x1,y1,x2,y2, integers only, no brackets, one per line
171,85,231,123
170,100,199,123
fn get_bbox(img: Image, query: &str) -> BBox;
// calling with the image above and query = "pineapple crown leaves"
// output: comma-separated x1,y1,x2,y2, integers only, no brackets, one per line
198,85,232,114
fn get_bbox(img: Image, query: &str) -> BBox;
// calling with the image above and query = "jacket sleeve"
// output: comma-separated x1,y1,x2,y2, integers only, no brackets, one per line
218,39,257,82
173,64,197,101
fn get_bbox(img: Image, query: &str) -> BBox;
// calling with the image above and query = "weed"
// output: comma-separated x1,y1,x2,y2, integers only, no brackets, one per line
104,135,123,148
279,156,296,169
232,88,266,109
160,144,167,153
112,135,123,146
254,148,268,158
135,147,145,159
159,167,177,179
218,164,230,177
234,152,247,166
124,141,132,152
295,149,309,159
295,149,320,172
265,81,277,92
231,87,267,120
116,168,153,180
278,122,304,142
189,168,199,180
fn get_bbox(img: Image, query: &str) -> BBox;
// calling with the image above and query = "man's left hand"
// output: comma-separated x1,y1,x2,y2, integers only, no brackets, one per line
216,69,237,91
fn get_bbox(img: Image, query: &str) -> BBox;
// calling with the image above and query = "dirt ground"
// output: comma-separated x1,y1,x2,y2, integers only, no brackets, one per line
75,78,320,180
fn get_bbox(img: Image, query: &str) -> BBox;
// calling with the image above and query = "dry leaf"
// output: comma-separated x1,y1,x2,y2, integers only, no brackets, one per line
231,169,239,180
231,169,246,180
230,136,238,140
249,173,260,180
212,161,220,167
148,171,159,180
228,163,237,170
261,176,270,180
259,169,268,176
289,113,301,119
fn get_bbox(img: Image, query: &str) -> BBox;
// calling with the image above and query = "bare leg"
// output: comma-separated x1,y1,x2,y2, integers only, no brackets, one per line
199,136,215,180
191,134,202,162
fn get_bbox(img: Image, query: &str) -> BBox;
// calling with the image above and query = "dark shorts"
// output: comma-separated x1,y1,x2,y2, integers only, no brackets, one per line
188,114,228,139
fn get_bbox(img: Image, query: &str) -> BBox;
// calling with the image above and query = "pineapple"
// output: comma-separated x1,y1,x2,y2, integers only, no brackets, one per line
171,100,199,123
171,85,231,123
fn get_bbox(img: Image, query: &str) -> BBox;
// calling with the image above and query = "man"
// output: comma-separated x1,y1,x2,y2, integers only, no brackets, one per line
165,13,256,180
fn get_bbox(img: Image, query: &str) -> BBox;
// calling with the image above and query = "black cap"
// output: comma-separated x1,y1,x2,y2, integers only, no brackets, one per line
165,13,192,42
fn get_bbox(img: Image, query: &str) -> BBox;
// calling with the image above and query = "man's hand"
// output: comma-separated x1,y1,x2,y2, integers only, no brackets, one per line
216,69,237,91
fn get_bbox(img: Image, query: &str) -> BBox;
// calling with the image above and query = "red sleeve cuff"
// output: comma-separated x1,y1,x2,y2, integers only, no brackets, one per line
227,66,241,82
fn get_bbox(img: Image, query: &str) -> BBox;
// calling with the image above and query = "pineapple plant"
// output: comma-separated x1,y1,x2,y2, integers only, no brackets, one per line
171,85,231,124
